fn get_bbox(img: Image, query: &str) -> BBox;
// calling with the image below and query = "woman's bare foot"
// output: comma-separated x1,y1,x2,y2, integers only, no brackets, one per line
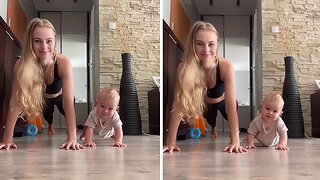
48,124,55,135
211,127,218,138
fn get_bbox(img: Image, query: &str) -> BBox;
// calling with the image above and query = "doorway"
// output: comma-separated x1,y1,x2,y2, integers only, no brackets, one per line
39,11,89,128
202,15,252,131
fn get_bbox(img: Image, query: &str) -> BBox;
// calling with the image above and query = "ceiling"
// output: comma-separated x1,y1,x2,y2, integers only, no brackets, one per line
182,0,256,15
20,0,255,14
19,0,93,11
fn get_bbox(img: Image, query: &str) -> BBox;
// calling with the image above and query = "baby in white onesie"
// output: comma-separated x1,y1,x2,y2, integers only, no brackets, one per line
80,88,126,147
245,91,288,150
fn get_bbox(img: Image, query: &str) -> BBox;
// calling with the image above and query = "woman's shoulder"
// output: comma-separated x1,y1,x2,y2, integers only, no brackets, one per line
55,53,72,68
55,53,72,77
13,58,23,71
15,58,23,66
217,57,234,76
56,53,70,63
218,57,233,66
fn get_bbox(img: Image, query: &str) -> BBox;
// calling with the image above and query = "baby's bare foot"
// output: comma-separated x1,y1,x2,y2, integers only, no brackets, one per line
79,134,85,141
48,124,55,135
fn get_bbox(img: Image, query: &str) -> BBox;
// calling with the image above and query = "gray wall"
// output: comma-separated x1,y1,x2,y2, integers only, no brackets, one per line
0,0,7,21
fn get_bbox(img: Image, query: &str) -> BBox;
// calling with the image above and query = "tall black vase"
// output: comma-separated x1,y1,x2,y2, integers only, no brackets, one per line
282,56,304,138
119,53,142,135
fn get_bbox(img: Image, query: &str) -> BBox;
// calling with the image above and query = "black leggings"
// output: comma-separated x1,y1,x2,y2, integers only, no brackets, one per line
43,95,65,125
203,100,238,128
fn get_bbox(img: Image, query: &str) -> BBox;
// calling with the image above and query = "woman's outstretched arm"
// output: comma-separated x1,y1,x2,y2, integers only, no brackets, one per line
57,54,84,150
0,60,22,150
220,59,246,153
163,101,182,153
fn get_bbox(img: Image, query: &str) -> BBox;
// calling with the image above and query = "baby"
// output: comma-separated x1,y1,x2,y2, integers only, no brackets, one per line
80,88,126,147
245,91,289,150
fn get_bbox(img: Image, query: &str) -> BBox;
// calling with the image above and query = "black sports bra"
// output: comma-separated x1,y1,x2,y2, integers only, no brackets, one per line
206,60,225,98
45,58,62,94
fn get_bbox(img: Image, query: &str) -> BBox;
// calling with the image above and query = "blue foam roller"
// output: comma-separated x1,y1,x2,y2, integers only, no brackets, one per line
190,128,201,139
27,125,38,136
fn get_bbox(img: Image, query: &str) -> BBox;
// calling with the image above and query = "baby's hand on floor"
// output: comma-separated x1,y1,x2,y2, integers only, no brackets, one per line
85,141,96,147
246,144,256,149
275,144,289,150
113,141,127,147
242,139,256,149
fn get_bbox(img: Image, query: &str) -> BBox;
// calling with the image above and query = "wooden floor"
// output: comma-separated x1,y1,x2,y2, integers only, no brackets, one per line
2,130,320,179
0,129,160,180
163,131,320,180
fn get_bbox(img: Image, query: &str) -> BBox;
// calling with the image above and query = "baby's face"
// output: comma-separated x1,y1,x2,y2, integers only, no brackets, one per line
96,97,118,119
261,100,283,123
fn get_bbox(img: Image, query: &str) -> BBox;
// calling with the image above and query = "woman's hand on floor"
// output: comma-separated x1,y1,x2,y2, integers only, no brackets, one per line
223,143,247,153
60,140,85,150
163,144,180,153
0,142,17,150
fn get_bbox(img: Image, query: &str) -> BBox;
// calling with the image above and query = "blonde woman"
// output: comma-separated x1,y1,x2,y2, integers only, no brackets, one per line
0,18,84,150
163,21,246,153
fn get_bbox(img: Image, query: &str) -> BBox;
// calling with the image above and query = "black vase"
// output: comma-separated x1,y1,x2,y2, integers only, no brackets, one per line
282,56,304,138
119,53,142,135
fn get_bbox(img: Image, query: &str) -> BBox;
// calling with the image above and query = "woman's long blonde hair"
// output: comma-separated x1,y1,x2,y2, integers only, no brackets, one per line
174,21,219,123
17,18,56,115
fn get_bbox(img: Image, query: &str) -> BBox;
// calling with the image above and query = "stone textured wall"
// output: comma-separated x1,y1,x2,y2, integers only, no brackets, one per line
262,0,320,135
99,0,160,133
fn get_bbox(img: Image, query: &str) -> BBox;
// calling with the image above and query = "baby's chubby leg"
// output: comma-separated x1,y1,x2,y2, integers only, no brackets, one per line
79,127,87,141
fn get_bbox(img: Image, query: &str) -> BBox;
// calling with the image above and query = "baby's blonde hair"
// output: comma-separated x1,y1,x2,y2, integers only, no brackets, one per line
97,88,120,104
174,21,219,123
17,18,56,115
263,91,284,109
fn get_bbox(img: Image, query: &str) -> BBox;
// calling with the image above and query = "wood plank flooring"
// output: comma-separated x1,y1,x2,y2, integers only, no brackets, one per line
163,132,320,180
0,129,160,180
2,129,320,179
